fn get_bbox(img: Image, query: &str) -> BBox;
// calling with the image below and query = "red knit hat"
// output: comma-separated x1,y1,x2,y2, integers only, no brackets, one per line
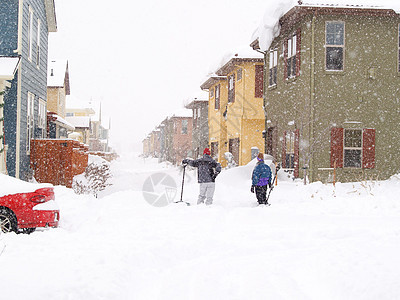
203,148,211,155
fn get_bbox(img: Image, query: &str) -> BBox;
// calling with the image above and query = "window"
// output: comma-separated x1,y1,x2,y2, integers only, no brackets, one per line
181,119,188,134
28,7,34,60
285,131,295,169
286,34,297,78
36,19,41,67
269,49,278,86
215,84,220,110
326,21,344,71
255,65,264,98
38,99,46,130
344,129,362,168
66,112,74,117
228,74,235,103
237,68,242,81
330,127,375,169
27,92,35,152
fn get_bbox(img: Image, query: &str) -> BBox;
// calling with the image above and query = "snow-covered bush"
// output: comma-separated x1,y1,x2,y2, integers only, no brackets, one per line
73,156,112,197
224,152,237,169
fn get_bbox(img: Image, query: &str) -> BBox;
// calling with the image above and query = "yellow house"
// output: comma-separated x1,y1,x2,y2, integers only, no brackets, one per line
201,52,265,166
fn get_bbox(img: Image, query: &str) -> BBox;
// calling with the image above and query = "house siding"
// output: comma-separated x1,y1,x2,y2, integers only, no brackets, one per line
265,9,400,182
2,0,50,180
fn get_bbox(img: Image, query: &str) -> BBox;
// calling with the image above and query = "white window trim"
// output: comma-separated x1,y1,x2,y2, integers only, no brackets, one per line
27,92,35,153
269,48,278,87
343,128,362,168
325,21,345,71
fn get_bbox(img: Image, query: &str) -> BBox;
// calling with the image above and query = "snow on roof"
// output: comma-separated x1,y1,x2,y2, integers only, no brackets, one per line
47,59,68,87
253,0,400,51
0,56,20,79
0,174,52,198
55,114,75,130
169,108,192,118
66,116,91,128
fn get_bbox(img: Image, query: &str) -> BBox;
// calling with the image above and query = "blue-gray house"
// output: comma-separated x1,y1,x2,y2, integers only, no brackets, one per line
0,0,57,180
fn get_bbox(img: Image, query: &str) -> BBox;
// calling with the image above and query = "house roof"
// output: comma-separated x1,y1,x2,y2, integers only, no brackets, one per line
0,56,21,80
44,0,57,32
65,116,91,128
251,0,400,52
185,99,208,109
47,59,70,95
215,56,264,76
200,75,227,90
48,112,75,131
169,108,193,118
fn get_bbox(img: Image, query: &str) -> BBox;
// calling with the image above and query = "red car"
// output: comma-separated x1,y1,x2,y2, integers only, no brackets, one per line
0,187,59,234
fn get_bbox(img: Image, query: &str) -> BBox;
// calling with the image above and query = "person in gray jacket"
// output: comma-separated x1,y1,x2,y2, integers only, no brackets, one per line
182,148,222,205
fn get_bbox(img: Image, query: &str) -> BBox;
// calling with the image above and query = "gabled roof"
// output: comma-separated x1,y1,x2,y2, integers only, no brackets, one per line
44,0,57,32
215,56,264,76
185,99,208,109
200,75,227,90
47,60,70,95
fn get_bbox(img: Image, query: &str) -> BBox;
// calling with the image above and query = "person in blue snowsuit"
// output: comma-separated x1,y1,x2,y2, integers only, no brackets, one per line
251,152,272,205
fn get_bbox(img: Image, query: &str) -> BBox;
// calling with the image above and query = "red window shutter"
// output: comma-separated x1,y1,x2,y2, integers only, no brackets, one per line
282,131,287,168
255,65,264,98
362,128,375,169
330,127,343,168
283,40,288,80
296,28,301,77
294,129,300,177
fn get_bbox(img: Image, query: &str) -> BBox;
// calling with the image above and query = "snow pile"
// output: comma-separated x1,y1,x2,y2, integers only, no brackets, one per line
1,153,400,299
0,174,52,198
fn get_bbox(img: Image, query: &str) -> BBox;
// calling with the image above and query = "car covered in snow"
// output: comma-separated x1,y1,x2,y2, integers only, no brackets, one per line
0,174,59,233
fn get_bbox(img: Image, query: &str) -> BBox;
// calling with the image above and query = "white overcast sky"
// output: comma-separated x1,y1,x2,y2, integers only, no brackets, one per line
48,0,271,153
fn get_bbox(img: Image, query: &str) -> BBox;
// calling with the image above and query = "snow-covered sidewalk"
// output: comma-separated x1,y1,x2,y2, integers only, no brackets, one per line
1,153,400,299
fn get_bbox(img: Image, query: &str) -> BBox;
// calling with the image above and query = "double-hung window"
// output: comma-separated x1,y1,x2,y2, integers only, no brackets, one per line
326,21,345,71
344,129,362,168
36,19,41,67
269,49,278,86
181,119,188,134
215,84,220,110
28,7,34,61
228,74,235,103
286,34,297,78
27,93,35,153
285,131,295,169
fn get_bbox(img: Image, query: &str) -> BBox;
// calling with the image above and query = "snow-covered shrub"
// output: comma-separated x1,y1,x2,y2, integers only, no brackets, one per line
73,156,112,197
224,152,237,169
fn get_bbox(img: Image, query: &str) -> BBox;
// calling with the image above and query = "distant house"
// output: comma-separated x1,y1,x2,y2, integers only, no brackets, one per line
251,2,400,182
47,59,74,138
185,98,209,158
201,51,264,166
0,57,20,174
168,110,193,164
65,95,96,145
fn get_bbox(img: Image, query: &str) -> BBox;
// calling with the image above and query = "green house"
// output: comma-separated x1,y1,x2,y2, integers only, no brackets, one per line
252,3,400,183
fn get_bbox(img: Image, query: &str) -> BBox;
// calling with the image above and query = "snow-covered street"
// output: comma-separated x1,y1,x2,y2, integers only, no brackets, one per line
1,153,400,300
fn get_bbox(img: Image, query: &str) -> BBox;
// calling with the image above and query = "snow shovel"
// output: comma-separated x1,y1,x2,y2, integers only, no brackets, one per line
174,164,190,206
266,164,280,204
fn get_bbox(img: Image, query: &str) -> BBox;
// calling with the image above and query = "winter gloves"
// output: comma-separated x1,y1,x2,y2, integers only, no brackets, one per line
182,159,189,165
251,186,255,193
